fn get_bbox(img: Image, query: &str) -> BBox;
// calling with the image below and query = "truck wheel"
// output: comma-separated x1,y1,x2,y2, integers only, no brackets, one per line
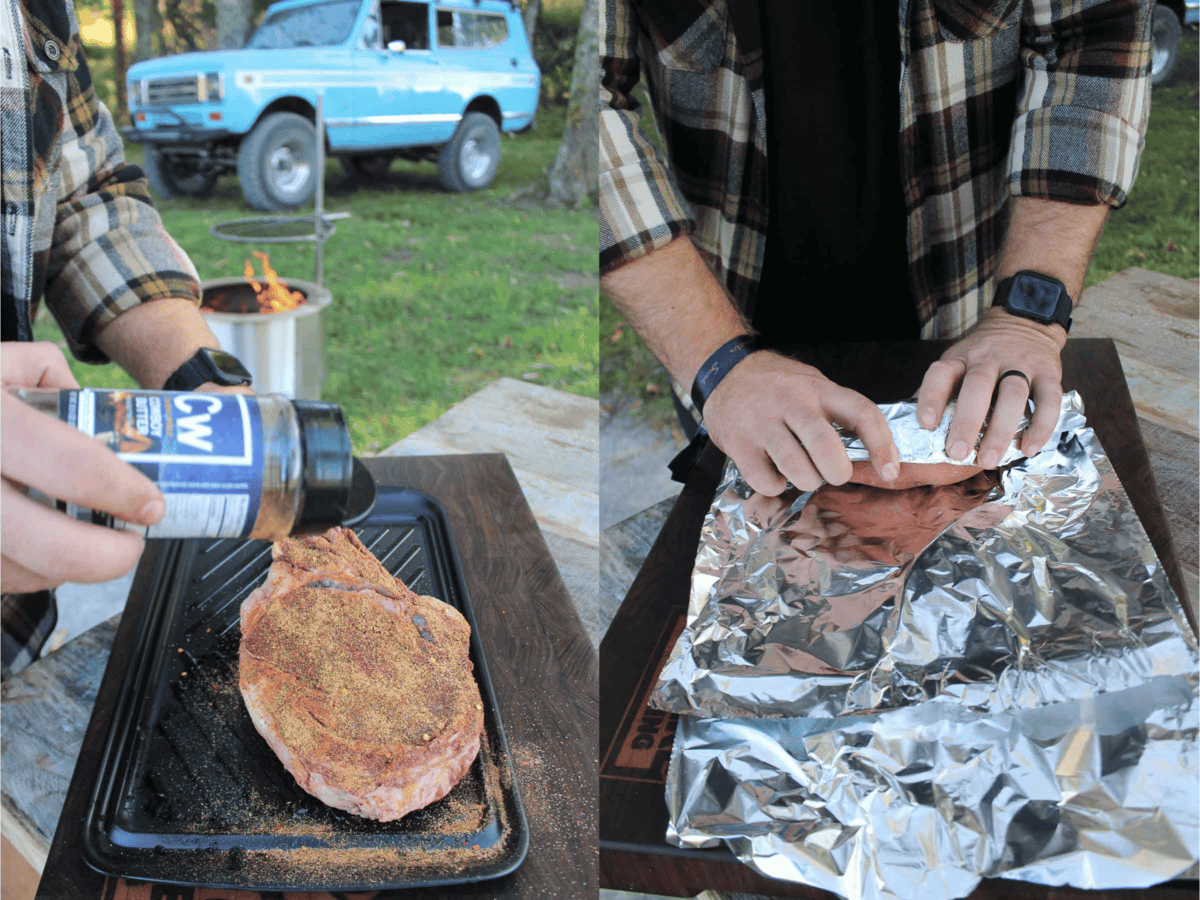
1151,4,1181,87
143,147,217,200
237,112,318,211
437,112,501,192
342,154,393,178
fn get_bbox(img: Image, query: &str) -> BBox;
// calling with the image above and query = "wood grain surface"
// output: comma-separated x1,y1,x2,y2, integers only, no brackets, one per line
30,455,597,900
1073,268,1198,439
1,616,121,872
599,339,1196,900
382,378,600,547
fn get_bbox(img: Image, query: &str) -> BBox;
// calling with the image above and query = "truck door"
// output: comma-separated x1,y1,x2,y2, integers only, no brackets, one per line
350,0,453,150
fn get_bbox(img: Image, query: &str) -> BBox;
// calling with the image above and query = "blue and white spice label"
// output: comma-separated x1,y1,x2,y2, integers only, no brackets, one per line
62,390,264,538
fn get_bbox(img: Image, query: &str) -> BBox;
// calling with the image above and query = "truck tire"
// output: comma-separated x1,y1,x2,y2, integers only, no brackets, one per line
437,112,501,192
1151,4,1181,87
143,147,217,200
237,112,318,211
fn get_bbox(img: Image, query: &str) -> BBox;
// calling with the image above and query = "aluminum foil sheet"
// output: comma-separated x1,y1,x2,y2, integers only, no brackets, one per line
657,393,1200,898
651,393,1198,719
666,675,1199,899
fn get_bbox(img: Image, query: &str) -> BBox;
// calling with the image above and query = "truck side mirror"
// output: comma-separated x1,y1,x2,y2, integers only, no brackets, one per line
387,39,406,53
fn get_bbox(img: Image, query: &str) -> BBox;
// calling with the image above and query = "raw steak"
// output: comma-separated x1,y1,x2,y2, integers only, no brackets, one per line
848,459,985,490
239,527,483,821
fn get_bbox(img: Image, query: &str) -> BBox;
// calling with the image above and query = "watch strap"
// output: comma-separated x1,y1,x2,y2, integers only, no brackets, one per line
162,348,251,391
690,334,757,416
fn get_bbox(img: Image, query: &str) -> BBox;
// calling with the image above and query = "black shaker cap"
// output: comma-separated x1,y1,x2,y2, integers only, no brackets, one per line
292,400,355,532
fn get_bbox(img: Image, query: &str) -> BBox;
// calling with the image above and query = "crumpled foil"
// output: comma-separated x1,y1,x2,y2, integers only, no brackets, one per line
667,676,1199,899
651,393,1198,719
657,393,1200,898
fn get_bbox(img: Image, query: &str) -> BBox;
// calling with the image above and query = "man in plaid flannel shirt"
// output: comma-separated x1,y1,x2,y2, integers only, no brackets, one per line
600,0,1150,496
1,0,247,674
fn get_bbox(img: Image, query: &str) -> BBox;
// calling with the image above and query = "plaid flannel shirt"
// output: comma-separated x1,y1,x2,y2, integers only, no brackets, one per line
1,0,200,362
599,0,1152,339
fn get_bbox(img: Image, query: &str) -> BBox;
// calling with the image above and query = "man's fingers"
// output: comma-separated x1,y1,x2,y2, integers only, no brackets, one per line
945,368,996,461
977,376,1029,467
0,554,58,594
1,341,80,389
916,359,963,430
736,445,790,497
782,418,849,487
823,388,898,483
0,487,147,586
1,394,165,526
1021,379,1064,456
765,428,823,493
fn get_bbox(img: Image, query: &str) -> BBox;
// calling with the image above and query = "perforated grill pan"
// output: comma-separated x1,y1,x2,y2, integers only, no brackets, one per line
80,486,528,890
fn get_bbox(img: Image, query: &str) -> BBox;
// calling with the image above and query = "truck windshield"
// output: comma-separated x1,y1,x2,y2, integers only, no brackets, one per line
247,0,362,48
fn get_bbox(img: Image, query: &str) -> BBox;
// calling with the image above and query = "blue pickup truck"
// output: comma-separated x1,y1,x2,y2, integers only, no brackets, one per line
124,0,540,210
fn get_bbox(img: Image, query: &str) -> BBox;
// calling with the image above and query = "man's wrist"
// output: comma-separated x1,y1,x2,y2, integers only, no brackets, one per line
983,305,1069,349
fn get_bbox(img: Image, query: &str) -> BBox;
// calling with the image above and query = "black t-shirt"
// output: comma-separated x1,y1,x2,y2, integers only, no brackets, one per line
752,1,918,344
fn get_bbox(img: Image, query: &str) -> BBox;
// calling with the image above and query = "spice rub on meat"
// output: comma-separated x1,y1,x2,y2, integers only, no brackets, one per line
239,527,483,822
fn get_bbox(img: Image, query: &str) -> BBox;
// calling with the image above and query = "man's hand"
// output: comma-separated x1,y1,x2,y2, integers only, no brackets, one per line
601,236,900,496
1,342,165,593
917,308,1065,467
704,351,900,496
917,196,1108,466
196,382,255,396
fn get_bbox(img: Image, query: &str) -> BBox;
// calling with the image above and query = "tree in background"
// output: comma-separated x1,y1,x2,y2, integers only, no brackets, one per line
132,0,157,61
521,0,539,42
522,0,597,207
112,0,127,116
216,0,252,49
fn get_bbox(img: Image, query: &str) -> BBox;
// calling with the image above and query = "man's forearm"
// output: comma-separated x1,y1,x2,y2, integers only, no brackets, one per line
995,196,1109,303
600,236,749,388
92,297,224,389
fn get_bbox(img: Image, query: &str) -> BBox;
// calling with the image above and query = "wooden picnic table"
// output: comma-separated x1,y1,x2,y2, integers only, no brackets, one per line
599,338,1197,900
6,454,597,899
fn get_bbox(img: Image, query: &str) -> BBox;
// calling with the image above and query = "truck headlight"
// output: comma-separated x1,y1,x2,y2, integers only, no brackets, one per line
201,72,223,102
128,79,142,106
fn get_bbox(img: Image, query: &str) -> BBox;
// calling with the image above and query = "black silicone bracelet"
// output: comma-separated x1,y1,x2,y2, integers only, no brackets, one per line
690,334,757,416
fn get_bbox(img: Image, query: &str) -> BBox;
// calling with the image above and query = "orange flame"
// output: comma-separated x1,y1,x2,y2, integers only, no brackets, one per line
243,250,305,313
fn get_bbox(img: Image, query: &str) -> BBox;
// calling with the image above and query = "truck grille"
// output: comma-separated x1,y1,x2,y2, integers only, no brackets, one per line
145,76,201,106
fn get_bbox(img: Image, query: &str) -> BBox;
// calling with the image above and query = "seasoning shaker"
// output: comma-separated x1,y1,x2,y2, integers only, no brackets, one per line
10,388,375,540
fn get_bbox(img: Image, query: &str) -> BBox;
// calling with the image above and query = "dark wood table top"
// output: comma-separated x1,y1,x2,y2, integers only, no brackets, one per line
599,338,1196,900
33,454,598,900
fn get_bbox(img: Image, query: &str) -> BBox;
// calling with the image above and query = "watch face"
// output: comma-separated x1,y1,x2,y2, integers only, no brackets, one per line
203,348,252,383
1011,274,1061,318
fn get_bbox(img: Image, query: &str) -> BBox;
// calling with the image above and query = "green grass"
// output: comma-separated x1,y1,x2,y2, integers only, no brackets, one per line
602,37,1200,421
1087,32,1200,288
34,104,599,454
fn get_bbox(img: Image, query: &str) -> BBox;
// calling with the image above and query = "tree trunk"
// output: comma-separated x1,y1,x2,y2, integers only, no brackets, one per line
112,0,128,121
521,0,539,43
216,0,251,50
531,0,598,207
132,0,157,62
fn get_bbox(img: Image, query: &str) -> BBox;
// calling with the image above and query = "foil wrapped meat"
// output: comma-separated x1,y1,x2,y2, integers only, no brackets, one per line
652,394,1196,719
656,394,1199,899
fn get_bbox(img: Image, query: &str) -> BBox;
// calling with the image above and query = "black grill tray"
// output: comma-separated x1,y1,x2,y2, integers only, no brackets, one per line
80,486,528,890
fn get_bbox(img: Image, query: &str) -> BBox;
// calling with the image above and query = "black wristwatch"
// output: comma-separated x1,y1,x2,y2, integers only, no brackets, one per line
991,270,1073,332
162,348,253,391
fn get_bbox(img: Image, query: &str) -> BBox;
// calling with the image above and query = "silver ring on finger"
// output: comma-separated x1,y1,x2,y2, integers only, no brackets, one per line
997,369,1031,391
